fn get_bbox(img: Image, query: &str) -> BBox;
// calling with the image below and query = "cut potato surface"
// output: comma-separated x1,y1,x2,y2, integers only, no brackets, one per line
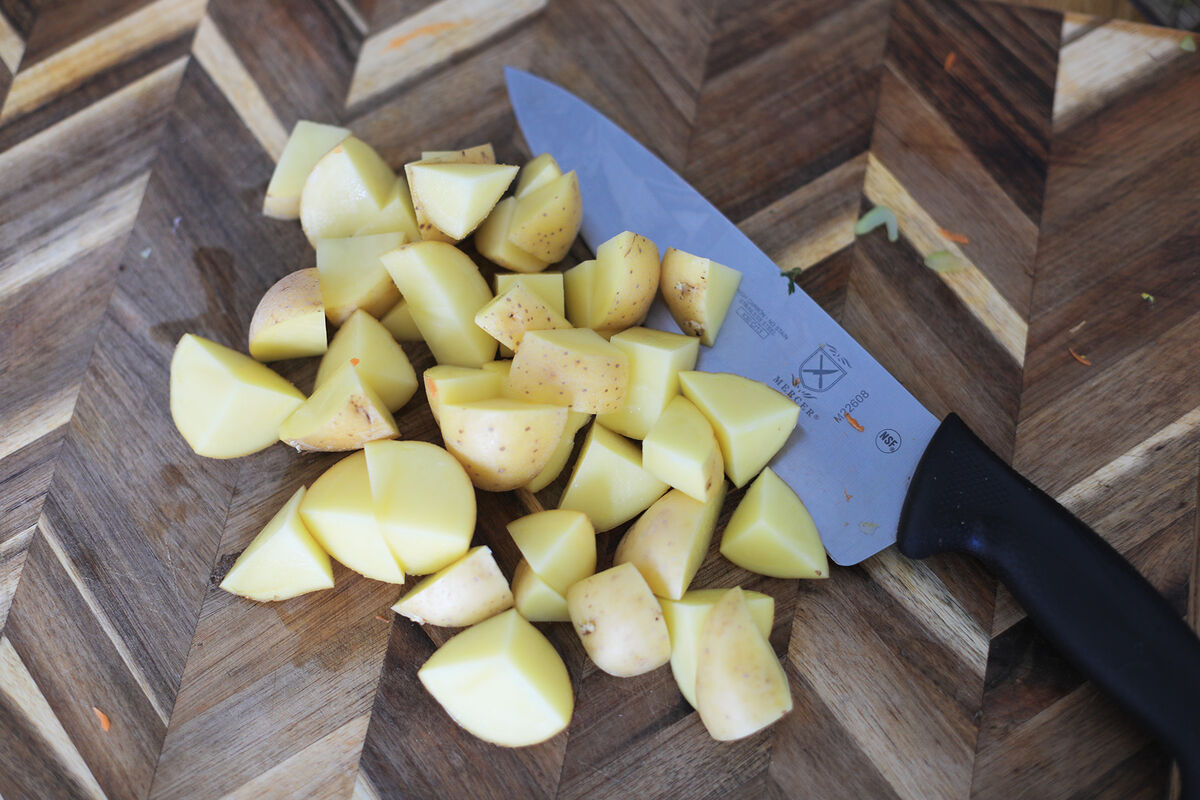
515,153,562,198
392,545,512,627
509,328,630,415
660,589,774,710
695,587,792,740
315,232,406,326
249,268,328,362
279,363,398,452
474,283,571,352
379,299,422,342
170,334,305,459
525,409,590,493
558,423,668,532
423,365,503,424
300,136,395,243
507,170,582,262
615,484,726,601
409,162,518,240
475,197,550,274
494,273,565,315
316,309,417,413
567,562,670,677
596,327,699,440
406,144,495,242
591,231,660,331
512,560,570,622
299,451,405,584
563,259,598,329
642,395,723,502
264,121,350,219
678,371,800,488
437,398,568,492
660,248,743,346
720,467,829,579
366,440,475,575
354,176,420,241
219,487,334,602
506,509,595,595
381,242,497,367
418,609,573,747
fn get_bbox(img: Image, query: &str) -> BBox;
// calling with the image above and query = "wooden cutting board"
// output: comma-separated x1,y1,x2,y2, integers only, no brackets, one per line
1,1,1197,798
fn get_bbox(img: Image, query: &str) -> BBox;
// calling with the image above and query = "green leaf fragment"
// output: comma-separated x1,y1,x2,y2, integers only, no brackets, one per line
855,205,899,242
924,250,965,273
1181,35,1196,53
1141,292,1155,304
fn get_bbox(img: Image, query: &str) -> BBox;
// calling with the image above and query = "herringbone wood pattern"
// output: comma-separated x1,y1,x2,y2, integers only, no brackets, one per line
0,1,1196,798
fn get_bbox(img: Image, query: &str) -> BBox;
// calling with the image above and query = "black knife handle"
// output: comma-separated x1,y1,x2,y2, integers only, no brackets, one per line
897,413,1200,797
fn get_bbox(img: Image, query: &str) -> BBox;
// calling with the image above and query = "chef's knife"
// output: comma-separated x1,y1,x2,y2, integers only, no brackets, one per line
506,67,1200,794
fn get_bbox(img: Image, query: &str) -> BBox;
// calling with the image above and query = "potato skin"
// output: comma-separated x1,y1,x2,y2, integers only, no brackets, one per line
566,563,670,677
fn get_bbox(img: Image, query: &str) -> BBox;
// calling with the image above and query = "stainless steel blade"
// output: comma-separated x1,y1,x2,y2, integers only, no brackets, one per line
506,68,938,565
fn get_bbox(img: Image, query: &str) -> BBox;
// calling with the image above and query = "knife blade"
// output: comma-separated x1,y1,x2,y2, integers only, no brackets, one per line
505,67,937,567
505,67,1200,790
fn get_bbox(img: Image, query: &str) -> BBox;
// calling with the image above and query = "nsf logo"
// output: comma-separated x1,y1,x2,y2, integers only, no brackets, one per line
798,345,849,392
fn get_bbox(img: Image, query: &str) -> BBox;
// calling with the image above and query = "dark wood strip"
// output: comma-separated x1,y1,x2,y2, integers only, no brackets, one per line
0,0,41,37
18,0,148,67
0,685,95,800
789,245,854,325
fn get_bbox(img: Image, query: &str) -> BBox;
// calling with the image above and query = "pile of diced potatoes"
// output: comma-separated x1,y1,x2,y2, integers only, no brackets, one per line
170,120,831,747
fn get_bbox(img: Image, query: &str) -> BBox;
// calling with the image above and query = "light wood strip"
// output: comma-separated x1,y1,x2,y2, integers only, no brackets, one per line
351,768,383,800
0,526,35,632
331,0,369,36
0,0,205,123
36,515,170,725
191,15,288,161
222,714,371,800
0,387,75,464
515,486,545,516
0,636,107,799
864,152,1028,366
0,7,23,74
345,0,547,107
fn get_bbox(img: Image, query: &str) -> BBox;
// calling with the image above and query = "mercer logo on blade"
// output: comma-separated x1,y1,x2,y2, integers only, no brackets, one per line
798,345,849,393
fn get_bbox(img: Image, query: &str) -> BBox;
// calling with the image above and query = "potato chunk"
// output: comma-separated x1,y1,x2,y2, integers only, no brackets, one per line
248,269,328,362
405,144,495,242
170,334,305,459
525,409,590,493
660,589,774,709
379,299,423,342
514,153,563,198
300,136,395,243
315,232,406,326
512,560,570,622
660,248,742,346
422,365,503,424
263,120,349,219
437,398,567,492
381,241,497,367
278,363,398,452
474,283,571,353
566,563,670,677
475,197,550,274
408,163,517,240
596,327,698,440
315,309,417,413
299,451,405,584
678,371,800,488
494,273,564,314
354,176,420,241
615,484,726,600
641,395,723,502
507,171,582,262
563,259,598,329
506,510,596,595
365,440,475,575
219,487,334,602
392,546,512,627
695,587,792,740
558,423,668,532
418,609,573,747
509,328,630,414
720,467,828,579
590,231,660,331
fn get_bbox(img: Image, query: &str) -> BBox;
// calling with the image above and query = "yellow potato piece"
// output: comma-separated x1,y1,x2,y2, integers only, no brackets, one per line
493,273,565,356
514,153,563,198
409,163,517,241
422,365,503,424
563,259,598,329
660,248,743,346
248,269,328,362
566,562,670,677
278,363,398,452
558,423,668,532
678,371,800,488
596,327,698,440
506,509,596,595
300,136,395,243
365,440,475,575
509,328,630,414
418,609,573,747
475,197,549,274
421,144,496,163
614,483,726,600
512,560,570,622
437,398,567,492
379,299,423,342
720,467,829,579
169,334,305,459
641,395,723,502
590,231,660,331
474,283,571,353
524,409,590,493
315,232,406,326
660,589,774,710
392,545,513,627
315,309,417,413
263,120,349,219
405,144,495,243
299,451,405,584
354,176,420,241
219,487,334,602
381,241,497,367
507,171,582,262
695,587,792,741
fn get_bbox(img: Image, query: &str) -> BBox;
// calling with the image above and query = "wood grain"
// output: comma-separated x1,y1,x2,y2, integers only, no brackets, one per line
0,1,1196,798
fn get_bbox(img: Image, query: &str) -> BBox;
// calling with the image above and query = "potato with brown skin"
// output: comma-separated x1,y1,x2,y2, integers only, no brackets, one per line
507,171,582,262
248,268,328,362
473,283,571,353
508,328,630,414
392,546,513,627
660,248,743,346
436,398,567,492
590,231,661,331
566,563,671,677
614,483,727,600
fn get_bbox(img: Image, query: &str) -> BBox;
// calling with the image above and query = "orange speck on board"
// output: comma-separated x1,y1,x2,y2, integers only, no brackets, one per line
387,20,466,50
375,614,388,622
843,489,853,502
844,412,865,432
937,227,970,245
92,707,111,732
350,358,361,366
1068,347,1092,366
944,52,957,70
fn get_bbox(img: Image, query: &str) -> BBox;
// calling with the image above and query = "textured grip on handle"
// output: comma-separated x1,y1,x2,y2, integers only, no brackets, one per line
897,414,1200,797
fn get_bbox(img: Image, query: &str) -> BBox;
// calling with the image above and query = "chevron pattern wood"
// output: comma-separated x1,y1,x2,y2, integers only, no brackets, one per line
0,1,1197,798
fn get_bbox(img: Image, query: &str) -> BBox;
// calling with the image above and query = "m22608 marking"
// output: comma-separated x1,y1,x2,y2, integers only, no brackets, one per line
833,390,869,425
